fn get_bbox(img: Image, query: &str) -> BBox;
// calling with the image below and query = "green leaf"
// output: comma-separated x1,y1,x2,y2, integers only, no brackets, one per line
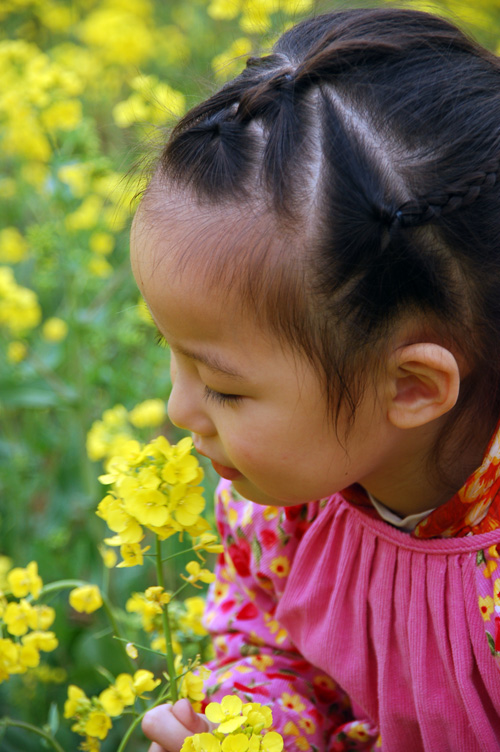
486,632,497,656
251,535,262,566
277,525,290,547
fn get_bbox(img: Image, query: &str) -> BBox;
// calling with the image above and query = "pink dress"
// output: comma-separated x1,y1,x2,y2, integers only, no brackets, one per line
202,422,500,751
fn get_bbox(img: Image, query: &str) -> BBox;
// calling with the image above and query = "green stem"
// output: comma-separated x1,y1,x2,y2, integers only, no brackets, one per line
171,581,191,600
0,719,65,752
117,685,173,752
155,537,178,702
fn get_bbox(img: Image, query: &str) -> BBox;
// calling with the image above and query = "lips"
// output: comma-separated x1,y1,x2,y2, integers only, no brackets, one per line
192,438,242,481
210,460,243,482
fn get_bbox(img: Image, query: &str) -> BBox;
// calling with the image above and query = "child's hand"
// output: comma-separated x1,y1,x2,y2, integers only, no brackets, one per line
143,698,212,752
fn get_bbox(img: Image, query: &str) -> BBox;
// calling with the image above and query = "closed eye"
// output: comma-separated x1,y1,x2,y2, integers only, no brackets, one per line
203,386,243,406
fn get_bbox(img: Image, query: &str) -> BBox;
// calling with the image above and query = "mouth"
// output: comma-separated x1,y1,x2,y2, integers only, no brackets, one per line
210,460,243,482
192,438,243,481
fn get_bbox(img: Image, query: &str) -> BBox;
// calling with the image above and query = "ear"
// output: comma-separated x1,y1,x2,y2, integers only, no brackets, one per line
387,343,460,429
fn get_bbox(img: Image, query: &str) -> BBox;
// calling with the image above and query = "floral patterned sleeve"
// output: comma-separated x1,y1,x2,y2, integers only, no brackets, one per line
202,480,351,752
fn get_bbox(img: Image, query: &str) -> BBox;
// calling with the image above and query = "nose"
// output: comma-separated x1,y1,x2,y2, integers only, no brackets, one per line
167,366,215,438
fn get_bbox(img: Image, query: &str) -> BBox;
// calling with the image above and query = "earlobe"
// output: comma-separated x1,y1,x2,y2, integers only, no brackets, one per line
387,343,460,429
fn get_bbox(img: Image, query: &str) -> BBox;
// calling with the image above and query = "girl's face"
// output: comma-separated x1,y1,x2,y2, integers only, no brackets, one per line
131,206,398,507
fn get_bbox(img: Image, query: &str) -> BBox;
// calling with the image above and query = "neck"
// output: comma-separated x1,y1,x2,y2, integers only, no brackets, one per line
362,418,492,517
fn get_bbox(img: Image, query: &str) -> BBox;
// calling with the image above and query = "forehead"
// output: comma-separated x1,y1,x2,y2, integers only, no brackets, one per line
131,197,264,347
130,198,312,383
130,186,306,338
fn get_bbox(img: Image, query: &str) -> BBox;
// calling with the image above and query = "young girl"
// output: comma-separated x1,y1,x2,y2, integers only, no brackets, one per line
131,7,500,751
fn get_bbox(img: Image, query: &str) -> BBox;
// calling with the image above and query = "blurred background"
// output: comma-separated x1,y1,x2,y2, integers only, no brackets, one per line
1,0,499,749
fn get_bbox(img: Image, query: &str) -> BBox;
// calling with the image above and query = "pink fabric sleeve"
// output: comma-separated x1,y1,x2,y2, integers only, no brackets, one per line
201,481,353,752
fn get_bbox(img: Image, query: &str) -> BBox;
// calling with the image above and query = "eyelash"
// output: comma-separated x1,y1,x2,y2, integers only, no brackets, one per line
155,331,168,348
155,331,242,405
203,386,243,407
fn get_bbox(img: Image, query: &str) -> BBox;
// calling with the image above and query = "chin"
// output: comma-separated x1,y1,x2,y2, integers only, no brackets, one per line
231,478,307,507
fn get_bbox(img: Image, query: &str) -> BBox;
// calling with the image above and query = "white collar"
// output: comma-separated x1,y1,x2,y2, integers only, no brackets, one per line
366,491,435,532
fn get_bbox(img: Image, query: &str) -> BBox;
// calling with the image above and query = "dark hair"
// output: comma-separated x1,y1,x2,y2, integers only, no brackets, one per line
147,7,500,464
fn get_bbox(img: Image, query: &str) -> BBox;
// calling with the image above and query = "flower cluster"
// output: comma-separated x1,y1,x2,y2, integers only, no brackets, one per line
96,435,207,565
0,561,58,683
0,38,83,164
86,401,166,462
113,73,185,129
182,696,284,752
64,669,160,750
0,266,41,336
207,0,313,34
126,590,210,658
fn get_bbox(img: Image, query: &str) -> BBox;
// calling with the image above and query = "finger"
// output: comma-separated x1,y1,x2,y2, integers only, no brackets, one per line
171,699,210,734
142,703,197,751
148,744,166,752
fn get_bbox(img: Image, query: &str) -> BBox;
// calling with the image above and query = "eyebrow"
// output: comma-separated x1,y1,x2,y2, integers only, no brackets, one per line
155,328,245,380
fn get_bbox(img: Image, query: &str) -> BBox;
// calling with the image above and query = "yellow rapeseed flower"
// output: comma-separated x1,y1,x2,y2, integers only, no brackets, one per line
113,92,150,127
179,668,210,704
170,486,205,528
79,6,154,66
205,696,247,734
116,542,150,567
182,732,221,752
212,38,252,81
89,232,115,256
31,604,56,630
98,545,118,569
145,585,171,605
149,82,186,122
18,642,40,670
88,256,113,278
162,454,200,485
259,732,283,752
0,227,29,263
133,668,161,695
242,703,272,733
86,406,132,462
239,0,272,34
85,709,112,740
0,638,21,682
69,584,103,614
193,533,224,555
7,341,28,363
41,99,82,131
208,0,241,20
42,316,68,342
65,195,103,231
64,684,90,719
129,399,166,428
179,596,208,637
58,163,92,197
4,600,35,636
22,630,58,652
7,561,43,599
99,673,135,716
182,561,216,588
0,268,42,335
